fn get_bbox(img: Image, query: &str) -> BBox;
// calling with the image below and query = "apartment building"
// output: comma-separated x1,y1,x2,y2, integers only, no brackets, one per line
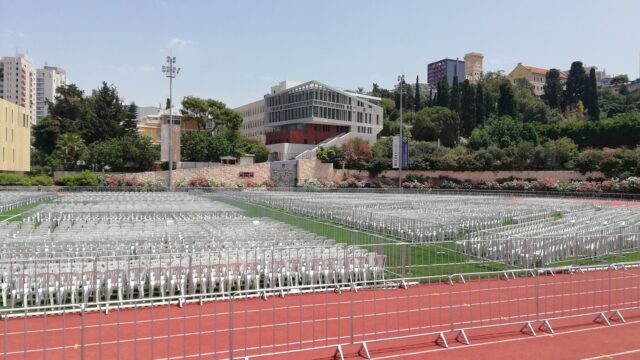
36,65,67,122
427,58,465,87
0,54,37,123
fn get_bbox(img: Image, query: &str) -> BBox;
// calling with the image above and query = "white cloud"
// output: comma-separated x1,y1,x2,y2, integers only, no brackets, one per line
136,65,155,73
168,38,190,49
1,30,25,38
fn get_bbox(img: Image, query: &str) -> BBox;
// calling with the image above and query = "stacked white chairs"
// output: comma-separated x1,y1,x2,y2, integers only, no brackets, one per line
0,192,386,309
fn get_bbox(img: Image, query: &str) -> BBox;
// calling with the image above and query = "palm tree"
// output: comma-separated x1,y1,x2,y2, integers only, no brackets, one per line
55,133,89,170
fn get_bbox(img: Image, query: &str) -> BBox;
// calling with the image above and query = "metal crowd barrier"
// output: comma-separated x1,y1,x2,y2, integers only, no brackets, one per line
1,261,639,359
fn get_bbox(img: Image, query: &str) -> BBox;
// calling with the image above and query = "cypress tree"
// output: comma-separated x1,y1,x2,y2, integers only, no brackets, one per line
586,68,600,120
543,69,563,110
563,61,588,109
498,80,516,117
435,78,450,108
475,82,486,127
460,80,477,137
415,75,421,112
449,75,461,114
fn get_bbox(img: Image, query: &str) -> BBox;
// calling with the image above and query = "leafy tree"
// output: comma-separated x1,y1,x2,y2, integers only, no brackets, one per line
435,78,450,107
610,74,629,85
180,96,243,138
238,138,270,163
586,68,600,120
449,76,461,114
497,80,516,117
83,82,130,144
564,61,588,109
342,137,372,167
484,115,523,148
544,137,579,169
316,145,345,165
33,116,61,154
181,96,212,131
91,134,159,172
543,69,563,110
576,148,605,174
412,106,459,147
460,80,476,137
513,78,535,95
47,84,86,134
180,131,211,162
517,94,552,123
414,75,421,112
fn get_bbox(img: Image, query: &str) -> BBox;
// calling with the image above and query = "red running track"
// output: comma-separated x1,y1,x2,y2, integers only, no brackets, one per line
1,267,640,359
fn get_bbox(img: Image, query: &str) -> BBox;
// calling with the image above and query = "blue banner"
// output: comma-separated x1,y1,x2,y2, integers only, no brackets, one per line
402,137,409,170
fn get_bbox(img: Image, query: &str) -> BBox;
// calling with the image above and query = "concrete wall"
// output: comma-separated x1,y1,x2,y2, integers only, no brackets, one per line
297,159,333,184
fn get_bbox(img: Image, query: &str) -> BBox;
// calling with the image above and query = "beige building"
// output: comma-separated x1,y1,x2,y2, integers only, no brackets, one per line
464,52,483,83
235,99,266,143
508,63,567,96
0,54,37,122
0,99,31,172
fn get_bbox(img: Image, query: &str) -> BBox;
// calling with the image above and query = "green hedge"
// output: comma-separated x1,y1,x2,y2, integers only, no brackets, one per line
54,172,103,186
0,173,54,186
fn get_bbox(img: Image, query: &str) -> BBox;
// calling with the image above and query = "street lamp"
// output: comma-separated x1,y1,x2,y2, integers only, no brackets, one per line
162,56,180,191
397,74,405,189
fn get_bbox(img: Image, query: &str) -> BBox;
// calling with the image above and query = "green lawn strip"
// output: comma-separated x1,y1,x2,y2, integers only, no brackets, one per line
546,250,640,268
0,200,50,222
218,197,513,277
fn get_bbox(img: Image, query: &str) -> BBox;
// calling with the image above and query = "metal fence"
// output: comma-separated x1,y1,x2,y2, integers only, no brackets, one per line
1,261,638,359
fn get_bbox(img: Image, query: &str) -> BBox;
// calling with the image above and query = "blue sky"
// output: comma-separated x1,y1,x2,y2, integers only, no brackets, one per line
1,0,639,108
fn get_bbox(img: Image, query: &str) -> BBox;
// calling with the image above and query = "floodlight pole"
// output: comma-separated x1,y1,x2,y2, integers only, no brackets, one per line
397,74,405,189
162,56,180,191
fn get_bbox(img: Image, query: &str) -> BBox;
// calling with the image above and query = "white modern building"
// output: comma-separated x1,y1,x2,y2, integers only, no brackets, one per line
36,65,67,122
0,54,37,123
234,80,384,161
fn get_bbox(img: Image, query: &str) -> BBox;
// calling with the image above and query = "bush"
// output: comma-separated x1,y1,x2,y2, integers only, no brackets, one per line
29,175,54,186
54,172,103,186
0,173,31,186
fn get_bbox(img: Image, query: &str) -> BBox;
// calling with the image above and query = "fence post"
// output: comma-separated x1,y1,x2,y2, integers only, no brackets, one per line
81,304,86,360
608,265,612,312
449,276,454,332
229,293,235,360
350,282,354,345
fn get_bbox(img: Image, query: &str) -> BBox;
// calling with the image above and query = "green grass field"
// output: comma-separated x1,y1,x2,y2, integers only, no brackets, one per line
219,197,509,278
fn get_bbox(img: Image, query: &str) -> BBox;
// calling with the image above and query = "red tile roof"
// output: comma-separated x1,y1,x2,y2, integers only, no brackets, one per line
524,65,567,79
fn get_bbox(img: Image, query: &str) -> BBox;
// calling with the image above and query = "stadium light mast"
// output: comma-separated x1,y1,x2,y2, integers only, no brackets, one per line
162,56,180,191
397,74,405,189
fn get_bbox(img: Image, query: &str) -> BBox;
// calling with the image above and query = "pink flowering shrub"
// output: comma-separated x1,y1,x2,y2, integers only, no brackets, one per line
189,175,210,187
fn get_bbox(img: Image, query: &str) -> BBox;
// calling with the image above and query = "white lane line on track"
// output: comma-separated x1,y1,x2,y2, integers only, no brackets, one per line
3,279,640,337
581,348,640,360
373,319,640,360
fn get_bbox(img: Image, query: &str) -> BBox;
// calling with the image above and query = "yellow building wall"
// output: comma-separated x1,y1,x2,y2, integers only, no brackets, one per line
0,99,31,172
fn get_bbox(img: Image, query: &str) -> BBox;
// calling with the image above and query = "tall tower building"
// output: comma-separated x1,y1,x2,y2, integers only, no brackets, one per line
464,52,484,83
0,54,37,123
36,65,67,122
